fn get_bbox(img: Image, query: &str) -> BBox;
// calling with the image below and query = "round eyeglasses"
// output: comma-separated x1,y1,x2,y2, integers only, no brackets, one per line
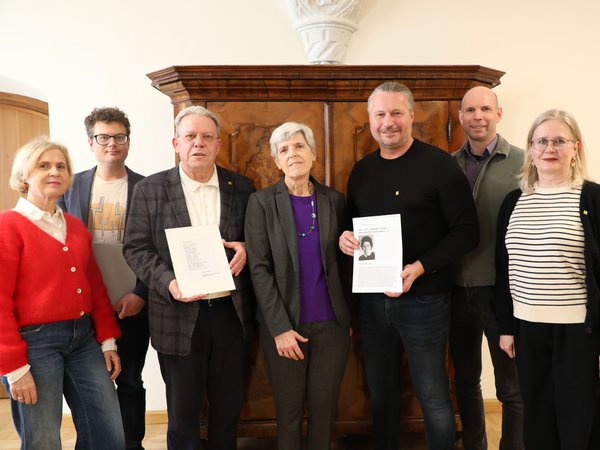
93,134,129,145
530,137,575,152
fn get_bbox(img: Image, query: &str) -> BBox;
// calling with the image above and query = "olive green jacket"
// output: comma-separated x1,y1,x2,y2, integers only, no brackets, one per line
451,134,525,287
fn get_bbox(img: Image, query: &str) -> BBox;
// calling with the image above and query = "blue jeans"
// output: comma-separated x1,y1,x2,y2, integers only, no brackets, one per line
1,315,125,450
450,286,523,450
359,293,455,450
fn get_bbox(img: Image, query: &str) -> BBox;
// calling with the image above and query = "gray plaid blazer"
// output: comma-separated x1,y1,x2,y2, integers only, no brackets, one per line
123,165,256,355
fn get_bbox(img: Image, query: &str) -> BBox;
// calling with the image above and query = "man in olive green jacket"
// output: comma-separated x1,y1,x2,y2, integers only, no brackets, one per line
450,86,525,450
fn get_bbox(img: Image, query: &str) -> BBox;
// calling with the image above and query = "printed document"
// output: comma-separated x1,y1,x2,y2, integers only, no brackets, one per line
165,225,235,298
352,214,403,293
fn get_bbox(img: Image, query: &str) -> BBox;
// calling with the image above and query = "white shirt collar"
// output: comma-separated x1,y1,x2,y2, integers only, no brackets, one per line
14,197,65,222
179,163,219,191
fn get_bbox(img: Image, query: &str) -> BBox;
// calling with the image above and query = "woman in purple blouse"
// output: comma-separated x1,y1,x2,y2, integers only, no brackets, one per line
245,122,351,450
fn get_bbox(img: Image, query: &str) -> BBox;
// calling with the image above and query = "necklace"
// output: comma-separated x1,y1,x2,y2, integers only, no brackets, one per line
296,190,316,238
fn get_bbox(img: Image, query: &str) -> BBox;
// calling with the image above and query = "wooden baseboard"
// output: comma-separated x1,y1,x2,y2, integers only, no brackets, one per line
146,410,168,425
483,399,502,413
62,410,168,428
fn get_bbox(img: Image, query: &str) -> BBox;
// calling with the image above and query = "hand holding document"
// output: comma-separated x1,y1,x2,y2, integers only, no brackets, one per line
165,224,235,299
352,214,403,293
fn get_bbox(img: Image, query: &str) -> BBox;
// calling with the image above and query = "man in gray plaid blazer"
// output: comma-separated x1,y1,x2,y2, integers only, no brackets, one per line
123,106,255,450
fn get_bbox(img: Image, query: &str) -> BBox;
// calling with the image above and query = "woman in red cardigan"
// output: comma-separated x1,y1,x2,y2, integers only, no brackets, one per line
0,137,125,449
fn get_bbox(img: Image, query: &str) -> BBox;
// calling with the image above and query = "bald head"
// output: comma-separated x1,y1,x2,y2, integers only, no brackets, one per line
461,86,499,110
459,86,503,154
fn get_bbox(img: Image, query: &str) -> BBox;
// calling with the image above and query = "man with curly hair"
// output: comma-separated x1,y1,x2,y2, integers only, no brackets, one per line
58,106,149,450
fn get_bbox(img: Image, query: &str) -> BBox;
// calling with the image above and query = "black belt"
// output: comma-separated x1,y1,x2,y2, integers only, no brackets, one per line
199,296,232,307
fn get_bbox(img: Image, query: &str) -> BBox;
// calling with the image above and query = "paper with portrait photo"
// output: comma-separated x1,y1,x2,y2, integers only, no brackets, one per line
165,225,235,298
352,214,403,293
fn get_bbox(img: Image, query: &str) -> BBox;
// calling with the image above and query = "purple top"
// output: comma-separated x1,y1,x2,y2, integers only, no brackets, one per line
289,193,336,324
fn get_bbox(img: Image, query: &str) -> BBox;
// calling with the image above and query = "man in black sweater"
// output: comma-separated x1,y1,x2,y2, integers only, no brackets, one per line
339,82,479,450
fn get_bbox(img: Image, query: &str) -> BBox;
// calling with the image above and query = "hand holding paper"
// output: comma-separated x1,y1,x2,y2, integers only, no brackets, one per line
165,225,236,299
168,279,208,303
339,230,359,256
384,260,425,297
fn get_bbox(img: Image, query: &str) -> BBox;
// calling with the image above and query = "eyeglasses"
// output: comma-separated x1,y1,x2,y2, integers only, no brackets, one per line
180,133,218,144
93,134,129,145
530,137,575,152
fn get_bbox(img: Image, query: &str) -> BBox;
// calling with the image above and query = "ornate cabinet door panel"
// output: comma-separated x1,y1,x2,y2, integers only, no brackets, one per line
209,101,327,191
413,101,453,151
330,101,377,194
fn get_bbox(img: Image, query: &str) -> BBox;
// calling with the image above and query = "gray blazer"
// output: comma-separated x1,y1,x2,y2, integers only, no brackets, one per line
123,165,256,355
245,177,351,338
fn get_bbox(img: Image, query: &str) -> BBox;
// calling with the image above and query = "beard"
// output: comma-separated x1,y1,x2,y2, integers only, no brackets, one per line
379,130,410,150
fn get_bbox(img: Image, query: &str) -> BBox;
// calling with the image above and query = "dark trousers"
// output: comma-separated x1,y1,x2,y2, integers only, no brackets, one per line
514,319,600,450
449,286,524,450
116,307,150,450
157,298,247,450
260,321,349,450
359,293,455,450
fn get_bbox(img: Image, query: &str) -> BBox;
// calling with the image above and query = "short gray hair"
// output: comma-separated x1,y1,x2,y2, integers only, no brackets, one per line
10,136,73,194
174,105,221,136
269,122,316,158
368,81,415,113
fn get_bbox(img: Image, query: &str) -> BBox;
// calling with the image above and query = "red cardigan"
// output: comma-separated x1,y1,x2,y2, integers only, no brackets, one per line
0,211,120,375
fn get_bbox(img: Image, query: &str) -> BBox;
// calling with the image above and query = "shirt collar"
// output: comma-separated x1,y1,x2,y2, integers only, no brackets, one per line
179,163,219,191
14,197,65,222
465,135,498,160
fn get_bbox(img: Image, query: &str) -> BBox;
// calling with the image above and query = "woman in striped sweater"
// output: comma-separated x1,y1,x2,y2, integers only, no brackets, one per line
495,110,600,450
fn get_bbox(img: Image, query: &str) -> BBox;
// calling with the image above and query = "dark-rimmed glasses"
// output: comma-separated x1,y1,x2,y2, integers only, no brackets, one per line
93,134,129,145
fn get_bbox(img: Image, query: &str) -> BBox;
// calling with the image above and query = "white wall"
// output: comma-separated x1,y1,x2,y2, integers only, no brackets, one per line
2,0,599,410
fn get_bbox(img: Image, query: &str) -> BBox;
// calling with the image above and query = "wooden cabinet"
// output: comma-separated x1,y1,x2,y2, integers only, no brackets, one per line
147,65,504,437
0,93,49,213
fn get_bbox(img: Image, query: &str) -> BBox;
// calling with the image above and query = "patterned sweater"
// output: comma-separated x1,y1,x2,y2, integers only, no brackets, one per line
505,186,586,324
496,181,600,336
0,211,120,374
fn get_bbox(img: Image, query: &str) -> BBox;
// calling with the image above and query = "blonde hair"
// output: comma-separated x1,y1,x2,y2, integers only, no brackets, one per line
519,109,587,193
10,136,73,194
